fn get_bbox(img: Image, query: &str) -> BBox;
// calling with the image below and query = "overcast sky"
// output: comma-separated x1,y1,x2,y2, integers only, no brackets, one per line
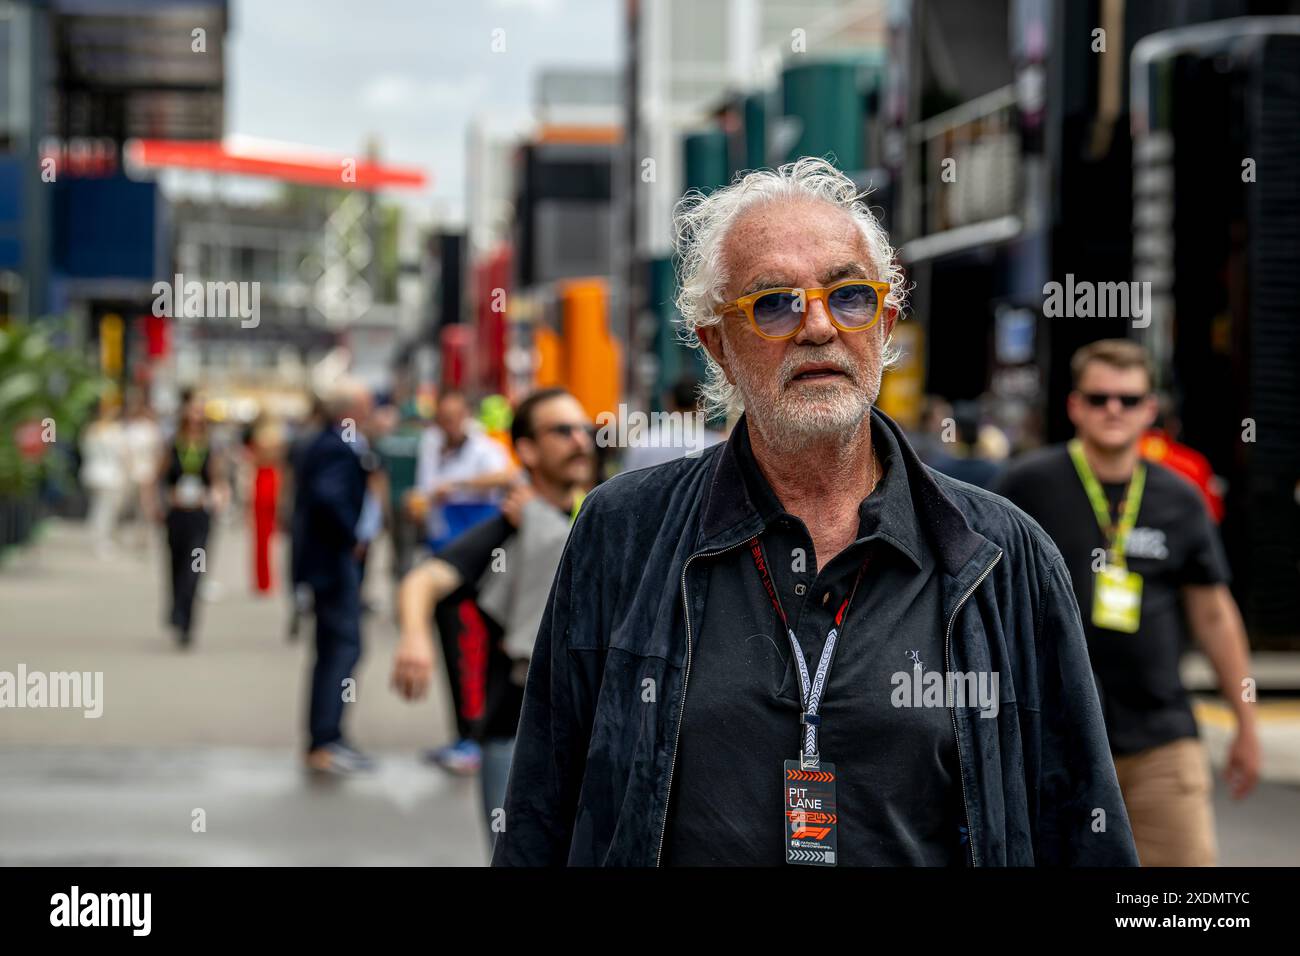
222,0,621,222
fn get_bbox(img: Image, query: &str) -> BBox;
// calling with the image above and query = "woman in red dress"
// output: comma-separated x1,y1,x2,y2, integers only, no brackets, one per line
248,416,285,594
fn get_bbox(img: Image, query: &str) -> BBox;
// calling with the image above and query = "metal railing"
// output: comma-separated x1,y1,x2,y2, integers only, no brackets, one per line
911,84,1021,238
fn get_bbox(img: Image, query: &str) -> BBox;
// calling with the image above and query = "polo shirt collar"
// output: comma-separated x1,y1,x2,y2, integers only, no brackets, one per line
732,412,925,570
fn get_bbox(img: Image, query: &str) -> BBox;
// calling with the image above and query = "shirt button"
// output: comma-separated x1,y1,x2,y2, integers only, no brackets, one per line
822,592,830,606
794,583,806,596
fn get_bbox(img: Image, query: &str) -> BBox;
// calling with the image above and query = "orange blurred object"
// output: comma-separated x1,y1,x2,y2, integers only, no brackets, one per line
558,279,621,421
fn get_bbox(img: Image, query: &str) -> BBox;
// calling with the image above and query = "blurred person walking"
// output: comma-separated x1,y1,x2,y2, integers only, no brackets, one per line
122,388,163,550
247,414,286,594
392,388,595,847
80,399,129,559
994,340,1259,866
293,379,375,775
154,392,229,648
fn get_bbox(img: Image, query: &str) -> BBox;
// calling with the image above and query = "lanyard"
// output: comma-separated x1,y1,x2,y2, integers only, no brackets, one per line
749,536,869,767
1067,439,1145,566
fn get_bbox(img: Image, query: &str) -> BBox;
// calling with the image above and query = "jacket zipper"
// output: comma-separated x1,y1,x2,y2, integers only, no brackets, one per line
656,541,746,867
945,549,1002,868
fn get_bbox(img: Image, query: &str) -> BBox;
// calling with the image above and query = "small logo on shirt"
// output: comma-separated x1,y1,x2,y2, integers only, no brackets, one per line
906,649,924,671
1125,527,1168,560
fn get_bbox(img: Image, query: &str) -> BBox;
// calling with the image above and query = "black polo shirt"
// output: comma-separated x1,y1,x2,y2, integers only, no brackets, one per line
662,416,965,866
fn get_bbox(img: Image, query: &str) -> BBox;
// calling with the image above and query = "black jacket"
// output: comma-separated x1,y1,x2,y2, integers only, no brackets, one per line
492,408,1138,866
291,425,366,591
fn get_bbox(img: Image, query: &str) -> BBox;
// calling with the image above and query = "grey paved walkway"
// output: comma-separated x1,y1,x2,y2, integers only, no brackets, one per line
1,517,485,865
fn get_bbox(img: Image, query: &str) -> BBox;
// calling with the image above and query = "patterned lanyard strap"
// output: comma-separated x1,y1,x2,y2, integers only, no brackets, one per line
749,536,870,767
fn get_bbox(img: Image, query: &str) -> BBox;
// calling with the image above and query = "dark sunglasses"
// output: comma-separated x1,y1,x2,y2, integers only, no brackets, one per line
1080,391,1148,409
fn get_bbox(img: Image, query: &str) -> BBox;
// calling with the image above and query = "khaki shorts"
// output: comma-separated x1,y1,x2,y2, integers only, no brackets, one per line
1113,737,1218,867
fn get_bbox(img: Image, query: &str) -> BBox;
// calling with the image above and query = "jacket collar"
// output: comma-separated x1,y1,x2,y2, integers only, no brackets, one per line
698,406,993,579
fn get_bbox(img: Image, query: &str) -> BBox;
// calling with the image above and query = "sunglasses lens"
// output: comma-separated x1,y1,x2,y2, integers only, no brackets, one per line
751,291,803,336
1084,393,1145,408
827,282,880,328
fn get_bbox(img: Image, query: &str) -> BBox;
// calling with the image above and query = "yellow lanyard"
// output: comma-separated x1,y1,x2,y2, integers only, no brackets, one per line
1067,439,1145,565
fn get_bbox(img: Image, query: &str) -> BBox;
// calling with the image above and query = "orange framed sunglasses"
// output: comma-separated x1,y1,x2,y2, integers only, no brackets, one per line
718,278,892,341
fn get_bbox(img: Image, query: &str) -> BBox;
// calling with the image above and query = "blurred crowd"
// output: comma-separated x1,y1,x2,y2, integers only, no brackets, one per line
70,374,685,844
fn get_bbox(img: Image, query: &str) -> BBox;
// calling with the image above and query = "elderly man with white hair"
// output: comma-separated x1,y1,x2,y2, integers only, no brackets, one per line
493,159,1137,867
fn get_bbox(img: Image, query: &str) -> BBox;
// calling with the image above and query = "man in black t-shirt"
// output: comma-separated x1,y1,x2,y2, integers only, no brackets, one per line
390,388,595,850
994,340,1259,866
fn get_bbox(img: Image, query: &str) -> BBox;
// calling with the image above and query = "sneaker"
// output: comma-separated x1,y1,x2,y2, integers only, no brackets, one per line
422,739,481,775
306,741,376,776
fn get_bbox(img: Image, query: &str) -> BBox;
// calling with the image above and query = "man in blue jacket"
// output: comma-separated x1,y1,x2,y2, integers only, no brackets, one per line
293,378,373,775
493,159,1137,867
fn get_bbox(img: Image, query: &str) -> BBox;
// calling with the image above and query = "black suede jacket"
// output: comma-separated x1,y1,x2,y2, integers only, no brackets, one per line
492,408,1139,867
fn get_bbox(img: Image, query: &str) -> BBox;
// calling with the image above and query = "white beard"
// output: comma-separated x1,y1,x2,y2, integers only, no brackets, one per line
733,350,882,454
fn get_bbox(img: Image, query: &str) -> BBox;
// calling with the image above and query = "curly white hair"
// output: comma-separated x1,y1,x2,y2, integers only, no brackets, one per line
672,157,907,420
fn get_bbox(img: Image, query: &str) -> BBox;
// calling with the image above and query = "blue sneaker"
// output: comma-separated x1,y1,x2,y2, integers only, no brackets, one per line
422,738,481,775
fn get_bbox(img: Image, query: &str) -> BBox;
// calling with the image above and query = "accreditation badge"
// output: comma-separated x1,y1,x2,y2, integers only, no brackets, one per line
1092,565,1143,633
784,760,838,865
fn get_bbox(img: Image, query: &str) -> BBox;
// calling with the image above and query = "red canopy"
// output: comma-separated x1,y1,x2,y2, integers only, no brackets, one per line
127,139,428,190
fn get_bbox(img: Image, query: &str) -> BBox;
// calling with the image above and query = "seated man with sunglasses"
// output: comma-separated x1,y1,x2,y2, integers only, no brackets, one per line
994,339,1258,866
493,158,1137,867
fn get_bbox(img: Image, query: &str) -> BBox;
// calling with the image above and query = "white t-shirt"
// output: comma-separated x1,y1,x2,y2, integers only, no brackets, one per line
415,424,510,506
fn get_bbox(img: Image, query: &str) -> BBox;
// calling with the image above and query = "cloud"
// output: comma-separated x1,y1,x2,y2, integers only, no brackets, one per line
359,74,489,112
